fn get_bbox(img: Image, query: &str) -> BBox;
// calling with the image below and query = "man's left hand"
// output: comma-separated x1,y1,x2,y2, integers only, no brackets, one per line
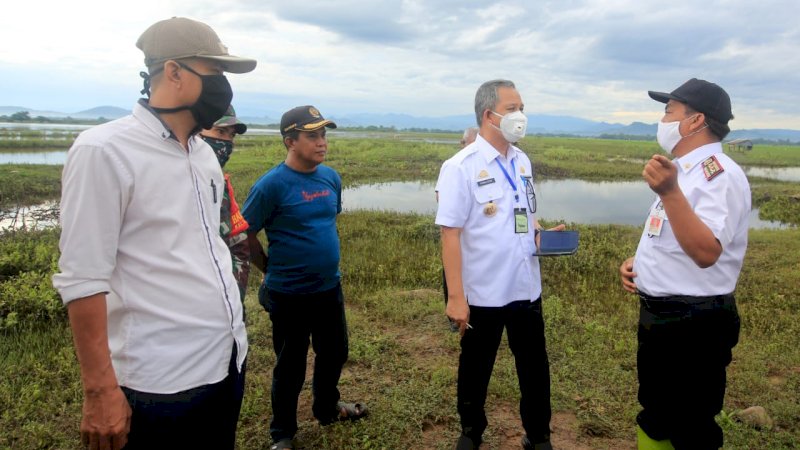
535,223,566,249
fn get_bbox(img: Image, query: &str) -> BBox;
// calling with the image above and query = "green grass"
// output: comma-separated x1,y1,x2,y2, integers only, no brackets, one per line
1,133,799,448
0,129,78,149
0,165,63,209
1,216,798,449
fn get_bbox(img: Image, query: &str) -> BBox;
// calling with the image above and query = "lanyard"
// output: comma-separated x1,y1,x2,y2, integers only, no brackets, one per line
495,157,519,202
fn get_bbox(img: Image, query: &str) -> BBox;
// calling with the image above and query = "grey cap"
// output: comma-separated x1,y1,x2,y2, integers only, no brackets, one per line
136,17,257,73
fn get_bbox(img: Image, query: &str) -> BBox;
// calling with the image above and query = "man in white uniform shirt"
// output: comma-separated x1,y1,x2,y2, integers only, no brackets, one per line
52,17,255,450
437,79,562,450
619,79,748,450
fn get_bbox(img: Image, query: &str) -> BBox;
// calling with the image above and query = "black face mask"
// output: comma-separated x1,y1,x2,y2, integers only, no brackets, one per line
200,135,234,168
148,62,233,130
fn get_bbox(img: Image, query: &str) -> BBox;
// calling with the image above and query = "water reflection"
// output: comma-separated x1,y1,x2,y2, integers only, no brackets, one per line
1,151,68,165
743,166,800,183
0,122,91,131
0,201,60,231
343,180,790,229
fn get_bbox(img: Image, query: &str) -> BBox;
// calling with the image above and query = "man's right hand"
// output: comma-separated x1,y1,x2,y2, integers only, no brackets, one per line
619,256,637,294
81,386,131,450
446,295,470,336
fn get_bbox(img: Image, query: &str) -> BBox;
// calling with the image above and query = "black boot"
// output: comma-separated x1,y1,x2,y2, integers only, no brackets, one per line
522,434,553,450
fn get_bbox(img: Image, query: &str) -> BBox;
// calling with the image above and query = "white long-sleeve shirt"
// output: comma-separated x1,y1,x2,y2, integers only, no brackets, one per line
53,100,247,394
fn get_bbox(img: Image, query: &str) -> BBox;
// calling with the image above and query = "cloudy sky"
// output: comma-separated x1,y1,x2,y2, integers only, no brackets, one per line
1,0,798,129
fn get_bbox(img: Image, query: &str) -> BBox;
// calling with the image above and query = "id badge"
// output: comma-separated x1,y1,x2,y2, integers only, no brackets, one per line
647,215,664,236
514,208,528,234
647,208,666,237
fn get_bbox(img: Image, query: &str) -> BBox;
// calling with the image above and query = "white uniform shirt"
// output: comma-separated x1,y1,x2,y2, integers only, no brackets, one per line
53,100,247,394
633,142,751,297
435,134,542,307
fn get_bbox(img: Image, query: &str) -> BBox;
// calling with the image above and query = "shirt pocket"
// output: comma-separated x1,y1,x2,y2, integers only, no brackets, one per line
472,182,504,205
651,219,681,251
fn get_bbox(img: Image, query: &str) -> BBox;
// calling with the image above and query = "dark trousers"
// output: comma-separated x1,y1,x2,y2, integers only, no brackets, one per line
121,344,246,450
637,293,740,450
457,299,551,444
265,283,349,442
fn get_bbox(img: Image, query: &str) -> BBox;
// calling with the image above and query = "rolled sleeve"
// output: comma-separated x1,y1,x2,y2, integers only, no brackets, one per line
52,143,130,304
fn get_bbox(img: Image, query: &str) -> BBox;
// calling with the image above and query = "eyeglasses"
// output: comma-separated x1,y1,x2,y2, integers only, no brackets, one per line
524,178,536,213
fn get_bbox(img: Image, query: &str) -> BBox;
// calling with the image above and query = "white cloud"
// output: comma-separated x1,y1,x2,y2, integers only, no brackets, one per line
0,0,798,129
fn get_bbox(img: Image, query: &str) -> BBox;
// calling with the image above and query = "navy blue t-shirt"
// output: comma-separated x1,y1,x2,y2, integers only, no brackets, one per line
242,162,342,294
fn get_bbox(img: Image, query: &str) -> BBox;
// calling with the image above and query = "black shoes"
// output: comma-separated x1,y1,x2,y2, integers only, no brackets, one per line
522,435,553,450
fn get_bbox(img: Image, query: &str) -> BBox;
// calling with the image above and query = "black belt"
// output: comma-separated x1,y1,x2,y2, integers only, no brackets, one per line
638,292,734,313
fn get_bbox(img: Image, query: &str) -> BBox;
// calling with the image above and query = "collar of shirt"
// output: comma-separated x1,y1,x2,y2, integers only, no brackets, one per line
133,98,203,143
134,98,177,142
475,133,520,165
674,141,724,174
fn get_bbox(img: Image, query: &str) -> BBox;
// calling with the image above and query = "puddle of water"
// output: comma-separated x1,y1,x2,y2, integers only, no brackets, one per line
343,180,792,229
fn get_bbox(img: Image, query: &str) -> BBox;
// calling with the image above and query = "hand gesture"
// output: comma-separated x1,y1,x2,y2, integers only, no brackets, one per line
643,154,678,196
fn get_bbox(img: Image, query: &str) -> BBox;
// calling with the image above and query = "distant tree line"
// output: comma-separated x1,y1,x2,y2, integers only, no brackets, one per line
597,133,655,141
744,138,800,146
1,111,110,125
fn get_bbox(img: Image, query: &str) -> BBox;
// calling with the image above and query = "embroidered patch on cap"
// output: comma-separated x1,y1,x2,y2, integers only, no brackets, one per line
702,155,724,181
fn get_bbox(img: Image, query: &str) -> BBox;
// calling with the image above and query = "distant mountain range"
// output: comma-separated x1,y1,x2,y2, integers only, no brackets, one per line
2,105,799,143
0,105,131,120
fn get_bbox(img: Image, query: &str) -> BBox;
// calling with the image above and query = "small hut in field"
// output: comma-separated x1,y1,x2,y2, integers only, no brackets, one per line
726,138,753,152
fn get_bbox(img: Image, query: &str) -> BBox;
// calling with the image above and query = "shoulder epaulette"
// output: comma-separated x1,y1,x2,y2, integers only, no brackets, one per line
701,155,724,181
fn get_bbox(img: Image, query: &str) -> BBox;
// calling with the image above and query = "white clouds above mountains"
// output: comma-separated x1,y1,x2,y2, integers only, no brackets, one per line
1,0,798,128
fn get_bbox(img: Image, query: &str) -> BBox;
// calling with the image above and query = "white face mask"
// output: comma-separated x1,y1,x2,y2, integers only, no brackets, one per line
656,120,683,154
656,114,707,154
491,110,527,143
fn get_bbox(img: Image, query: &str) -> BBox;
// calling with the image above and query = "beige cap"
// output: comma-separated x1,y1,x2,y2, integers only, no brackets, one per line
136,17,257,73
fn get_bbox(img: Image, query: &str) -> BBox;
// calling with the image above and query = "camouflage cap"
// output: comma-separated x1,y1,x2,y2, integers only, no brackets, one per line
212,105,247,134
136,17,256,73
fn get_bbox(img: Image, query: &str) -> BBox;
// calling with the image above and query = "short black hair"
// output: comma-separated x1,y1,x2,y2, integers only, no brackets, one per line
282,130,300,149
684,104,731,141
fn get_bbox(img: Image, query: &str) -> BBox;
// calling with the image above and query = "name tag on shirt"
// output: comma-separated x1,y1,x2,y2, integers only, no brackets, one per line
514,208,528,233
477,178,496,187
647,202,666,237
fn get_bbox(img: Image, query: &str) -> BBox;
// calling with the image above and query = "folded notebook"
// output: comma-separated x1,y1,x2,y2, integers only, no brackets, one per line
533,230,579,256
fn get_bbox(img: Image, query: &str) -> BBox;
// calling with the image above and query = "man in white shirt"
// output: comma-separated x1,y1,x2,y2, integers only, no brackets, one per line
437,126,479,332
52,17,255,450
619,79,748,450
436,80,561,450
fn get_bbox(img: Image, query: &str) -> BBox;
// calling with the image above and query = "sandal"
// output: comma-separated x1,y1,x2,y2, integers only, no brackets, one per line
269,438,294,450
319,401,369,425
